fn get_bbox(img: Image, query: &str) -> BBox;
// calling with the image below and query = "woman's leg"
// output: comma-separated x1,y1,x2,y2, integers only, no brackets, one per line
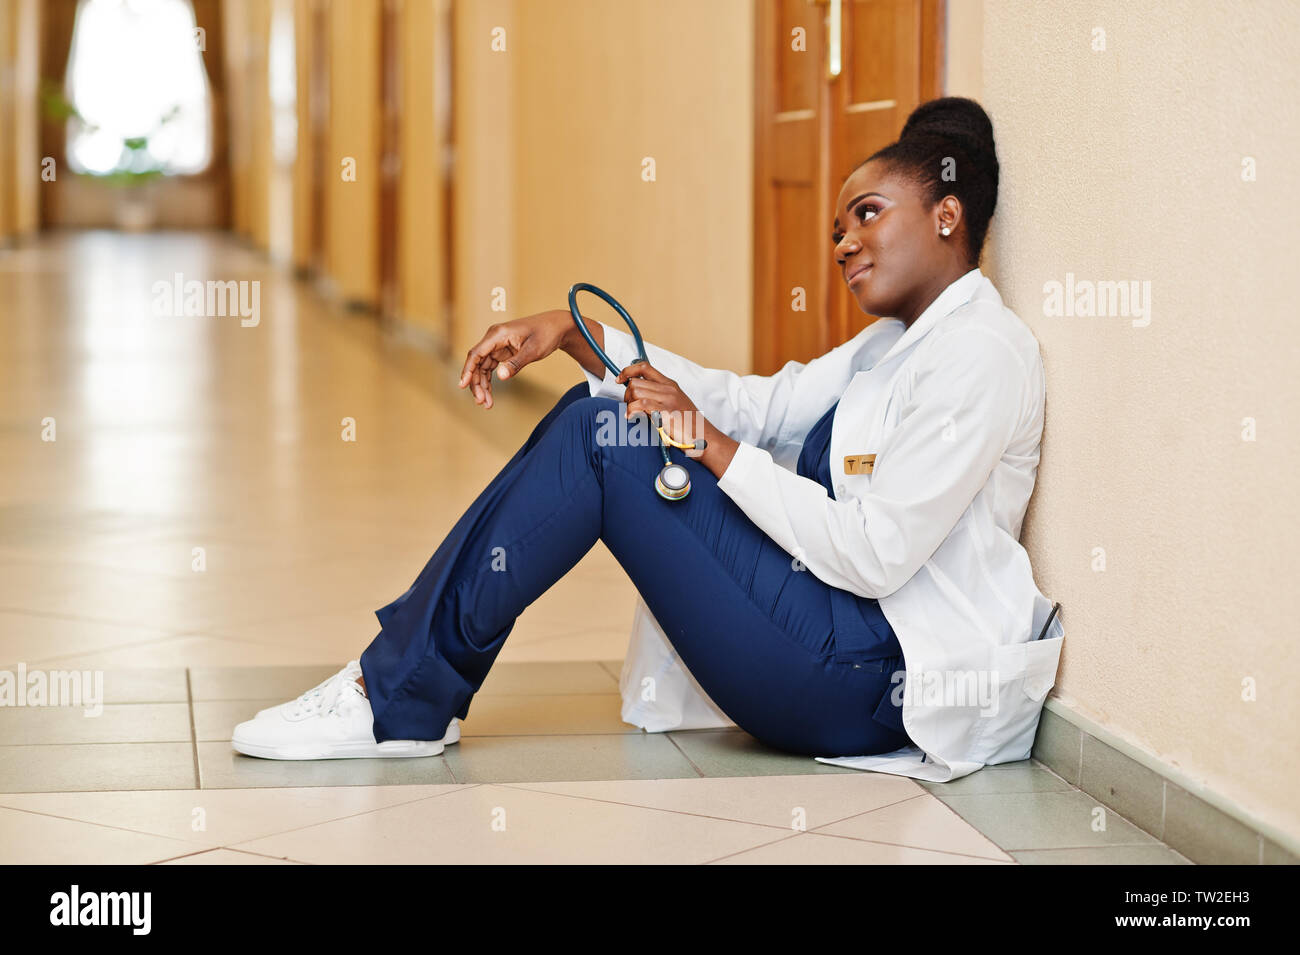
361,382,910,757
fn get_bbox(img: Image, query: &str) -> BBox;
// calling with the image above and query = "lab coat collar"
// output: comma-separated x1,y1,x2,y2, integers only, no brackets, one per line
873,267,986,367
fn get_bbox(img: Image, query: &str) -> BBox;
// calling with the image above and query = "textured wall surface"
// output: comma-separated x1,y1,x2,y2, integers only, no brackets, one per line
970,0,1299,838
453,0,755,397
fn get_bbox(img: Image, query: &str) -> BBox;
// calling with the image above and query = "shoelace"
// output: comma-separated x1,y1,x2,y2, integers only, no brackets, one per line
287,665,364,718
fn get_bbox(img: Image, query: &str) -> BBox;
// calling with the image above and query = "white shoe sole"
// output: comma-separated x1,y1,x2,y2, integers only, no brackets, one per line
232,718,461,761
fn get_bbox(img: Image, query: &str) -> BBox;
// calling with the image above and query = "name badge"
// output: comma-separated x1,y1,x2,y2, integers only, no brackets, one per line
843,453,876,475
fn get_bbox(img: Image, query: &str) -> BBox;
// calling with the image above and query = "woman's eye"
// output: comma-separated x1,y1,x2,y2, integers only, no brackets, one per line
832,203,881,243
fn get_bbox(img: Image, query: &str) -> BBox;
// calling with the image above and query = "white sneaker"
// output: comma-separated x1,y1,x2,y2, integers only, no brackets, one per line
232,660,461,760
250,660,363,721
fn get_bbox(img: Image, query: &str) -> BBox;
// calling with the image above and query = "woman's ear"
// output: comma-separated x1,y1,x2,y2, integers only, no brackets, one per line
936,195,963,237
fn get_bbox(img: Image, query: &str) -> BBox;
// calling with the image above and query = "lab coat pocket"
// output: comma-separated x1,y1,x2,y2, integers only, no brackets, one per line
996,636,1064,702
976,635,1064,763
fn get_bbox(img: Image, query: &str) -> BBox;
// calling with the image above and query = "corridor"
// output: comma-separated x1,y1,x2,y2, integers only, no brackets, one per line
0,232,1189,864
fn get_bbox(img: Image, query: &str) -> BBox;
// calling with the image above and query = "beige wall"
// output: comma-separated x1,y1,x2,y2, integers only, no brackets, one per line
396,0,449,341
452,0,756,395
0,1,11,240
948,0,1299,843
0,0,40,243
224,0,251,237
325,0,381,304
290,0,315,270
247,0,273,250
451,0,514,365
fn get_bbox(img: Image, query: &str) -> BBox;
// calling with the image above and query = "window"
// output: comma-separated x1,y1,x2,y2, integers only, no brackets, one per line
65,0,213,176
268,0,297,166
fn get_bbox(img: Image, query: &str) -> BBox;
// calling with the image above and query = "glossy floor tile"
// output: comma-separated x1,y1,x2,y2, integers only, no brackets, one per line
1010,846,1192,865
936,790,1162,851
232,784,792,865
507,773,923,829
0,742,198,793
0,233,1194,863
196,741,459,790
712,832,1013,865
0,805,199,865
160,848,304,865
441,733,700,783
0,784,462,848
663,728,859,777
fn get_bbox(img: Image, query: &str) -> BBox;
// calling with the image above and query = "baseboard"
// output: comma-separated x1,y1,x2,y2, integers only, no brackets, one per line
1032,698,1299,864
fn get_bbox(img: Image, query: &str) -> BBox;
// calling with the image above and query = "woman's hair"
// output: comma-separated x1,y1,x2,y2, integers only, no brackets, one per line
861,96,999,264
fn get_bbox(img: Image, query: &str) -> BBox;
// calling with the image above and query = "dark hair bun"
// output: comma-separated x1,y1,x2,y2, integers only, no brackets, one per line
863,97,1000,264
899,96,995,157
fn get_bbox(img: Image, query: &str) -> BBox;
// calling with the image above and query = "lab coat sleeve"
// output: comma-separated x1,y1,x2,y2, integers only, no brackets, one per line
580,319,807,448
715,326,1028,599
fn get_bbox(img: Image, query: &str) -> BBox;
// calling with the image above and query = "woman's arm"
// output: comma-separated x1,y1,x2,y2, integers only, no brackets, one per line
715,326,1032,599
559,311,609,380
462,309,805,444
566,317,810,452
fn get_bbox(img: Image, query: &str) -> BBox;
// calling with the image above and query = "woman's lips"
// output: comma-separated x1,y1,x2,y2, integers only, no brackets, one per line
847,264,872,285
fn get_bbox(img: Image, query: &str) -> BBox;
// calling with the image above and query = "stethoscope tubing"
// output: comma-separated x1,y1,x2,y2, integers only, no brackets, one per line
567,283,649,378
568,283,690,487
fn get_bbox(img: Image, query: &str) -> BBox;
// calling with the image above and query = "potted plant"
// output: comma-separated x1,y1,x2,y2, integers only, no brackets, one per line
42,81,180,231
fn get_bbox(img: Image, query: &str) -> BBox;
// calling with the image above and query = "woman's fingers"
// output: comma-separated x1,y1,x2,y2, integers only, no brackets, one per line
460,331,495,387
622,379,668,404
460,324,512,391
461,324,533,408
624,398,655,419
616,360,667,385
623,383,675,420
478,355,500,407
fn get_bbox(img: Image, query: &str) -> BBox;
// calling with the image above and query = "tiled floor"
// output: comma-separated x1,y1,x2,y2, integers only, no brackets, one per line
0,232,1191,864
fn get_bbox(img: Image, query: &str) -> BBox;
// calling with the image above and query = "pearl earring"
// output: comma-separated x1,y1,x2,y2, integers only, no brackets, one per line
940,225,951,236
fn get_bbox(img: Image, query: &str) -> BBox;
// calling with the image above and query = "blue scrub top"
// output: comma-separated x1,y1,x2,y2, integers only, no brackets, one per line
794,399,904,663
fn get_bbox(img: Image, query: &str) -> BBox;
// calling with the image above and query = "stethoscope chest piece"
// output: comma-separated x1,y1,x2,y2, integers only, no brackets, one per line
655,463,691,501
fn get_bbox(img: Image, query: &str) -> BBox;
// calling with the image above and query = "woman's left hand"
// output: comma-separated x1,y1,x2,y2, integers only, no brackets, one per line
616,361,710,457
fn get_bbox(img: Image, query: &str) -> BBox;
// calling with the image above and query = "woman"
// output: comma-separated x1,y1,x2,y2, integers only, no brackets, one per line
232,97,1063,779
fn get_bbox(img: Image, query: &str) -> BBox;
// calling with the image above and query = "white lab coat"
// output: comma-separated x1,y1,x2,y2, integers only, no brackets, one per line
580,268,1064,782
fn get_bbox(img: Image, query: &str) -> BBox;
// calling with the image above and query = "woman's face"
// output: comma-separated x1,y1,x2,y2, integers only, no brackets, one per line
831,159,960,325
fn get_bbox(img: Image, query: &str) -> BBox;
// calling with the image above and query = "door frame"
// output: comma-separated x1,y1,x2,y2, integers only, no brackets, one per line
752,0,944,374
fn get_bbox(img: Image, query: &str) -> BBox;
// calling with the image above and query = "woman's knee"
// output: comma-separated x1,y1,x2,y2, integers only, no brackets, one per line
553,393,651,453
557,380,591,408
518,384,604,456
554,393,621,430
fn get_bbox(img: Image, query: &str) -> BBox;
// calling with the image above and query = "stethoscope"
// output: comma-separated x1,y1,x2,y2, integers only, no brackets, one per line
568,283,706,501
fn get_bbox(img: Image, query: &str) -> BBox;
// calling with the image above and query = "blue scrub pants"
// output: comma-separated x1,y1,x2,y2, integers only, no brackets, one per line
359,382,912,757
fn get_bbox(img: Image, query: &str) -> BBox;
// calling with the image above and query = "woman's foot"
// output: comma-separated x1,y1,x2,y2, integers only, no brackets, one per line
231,660,460,760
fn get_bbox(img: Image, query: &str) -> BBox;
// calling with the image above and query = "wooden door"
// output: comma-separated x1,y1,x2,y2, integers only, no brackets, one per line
378,0,401,319
308,0,329,276
753,0,943,374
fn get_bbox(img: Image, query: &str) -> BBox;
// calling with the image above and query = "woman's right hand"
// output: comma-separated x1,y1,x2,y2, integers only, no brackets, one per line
458,310,571,408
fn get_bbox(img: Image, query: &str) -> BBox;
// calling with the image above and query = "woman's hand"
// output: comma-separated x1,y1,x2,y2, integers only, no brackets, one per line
617,361,739,477
458,311,571,408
